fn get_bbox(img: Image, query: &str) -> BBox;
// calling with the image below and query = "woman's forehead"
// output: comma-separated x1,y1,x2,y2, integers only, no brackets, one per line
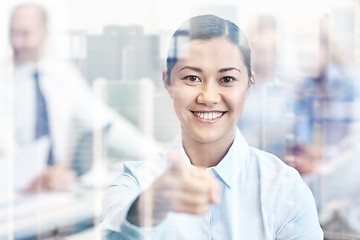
176,37,238,57
174,38,246,69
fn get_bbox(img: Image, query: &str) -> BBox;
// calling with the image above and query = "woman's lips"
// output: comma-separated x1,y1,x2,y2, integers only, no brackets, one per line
191,111,226,122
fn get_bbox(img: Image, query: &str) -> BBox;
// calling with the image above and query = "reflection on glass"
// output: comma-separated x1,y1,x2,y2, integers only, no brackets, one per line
1,1,360,239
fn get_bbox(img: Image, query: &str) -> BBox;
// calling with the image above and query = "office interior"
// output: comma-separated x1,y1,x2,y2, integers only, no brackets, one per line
1,0,360,239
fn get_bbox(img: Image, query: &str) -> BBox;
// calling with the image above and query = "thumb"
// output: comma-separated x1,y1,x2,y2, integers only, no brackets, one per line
167,151,186,174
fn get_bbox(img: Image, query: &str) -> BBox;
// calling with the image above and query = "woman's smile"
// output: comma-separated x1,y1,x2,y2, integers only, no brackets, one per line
190,110,226,123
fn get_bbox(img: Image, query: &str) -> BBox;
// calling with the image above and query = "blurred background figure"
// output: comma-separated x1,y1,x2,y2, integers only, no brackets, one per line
0,3,164,239
237,15,293,159
0,3,162,193
285,15,360,234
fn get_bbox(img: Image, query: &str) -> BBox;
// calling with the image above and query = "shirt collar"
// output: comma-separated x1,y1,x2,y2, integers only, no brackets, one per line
210,128,250,189
171,128,250,188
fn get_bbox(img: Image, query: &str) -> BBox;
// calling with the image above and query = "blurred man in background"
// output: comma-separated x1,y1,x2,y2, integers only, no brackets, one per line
0,3,161,193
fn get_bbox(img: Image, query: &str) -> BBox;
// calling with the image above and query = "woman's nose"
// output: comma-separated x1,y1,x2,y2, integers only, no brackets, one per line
196,82,221,105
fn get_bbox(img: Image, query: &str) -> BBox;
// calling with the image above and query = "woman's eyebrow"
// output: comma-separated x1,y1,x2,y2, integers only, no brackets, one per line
219,67,241,73
179,66,203,72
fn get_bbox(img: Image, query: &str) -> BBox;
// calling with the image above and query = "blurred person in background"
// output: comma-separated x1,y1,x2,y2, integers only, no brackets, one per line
285,16,360,234
0,3,162,194
237,15,293,159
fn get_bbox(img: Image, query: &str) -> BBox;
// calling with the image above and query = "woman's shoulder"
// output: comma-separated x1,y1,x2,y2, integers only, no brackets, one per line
122,152,169,188
248,147,317,221
124,152,168,172
248,146,303,188
248,147,290,170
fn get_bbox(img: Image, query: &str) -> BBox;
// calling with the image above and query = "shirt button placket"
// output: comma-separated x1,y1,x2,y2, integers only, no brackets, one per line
201,210,211,240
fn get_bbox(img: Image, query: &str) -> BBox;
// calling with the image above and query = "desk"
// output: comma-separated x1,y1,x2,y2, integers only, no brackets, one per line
0,188,100,239
0,159,125,239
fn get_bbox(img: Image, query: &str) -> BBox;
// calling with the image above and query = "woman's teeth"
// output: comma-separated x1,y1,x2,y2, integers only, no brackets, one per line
193,112,224,120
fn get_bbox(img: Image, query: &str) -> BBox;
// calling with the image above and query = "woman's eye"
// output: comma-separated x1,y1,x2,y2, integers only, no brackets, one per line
183,75,201,82
220,76,234,83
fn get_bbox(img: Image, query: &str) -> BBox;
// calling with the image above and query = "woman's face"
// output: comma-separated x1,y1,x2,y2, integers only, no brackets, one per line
164,37,253,145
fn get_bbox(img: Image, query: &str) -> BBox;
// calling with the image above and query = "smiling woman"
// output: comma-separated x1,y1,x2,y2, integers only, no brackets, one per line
102,14,323,239
165,37,253,167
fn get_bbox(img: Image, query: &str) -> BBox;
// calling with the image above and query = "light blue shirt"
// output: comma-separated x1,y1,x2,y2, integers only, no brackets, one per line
102,128,323,239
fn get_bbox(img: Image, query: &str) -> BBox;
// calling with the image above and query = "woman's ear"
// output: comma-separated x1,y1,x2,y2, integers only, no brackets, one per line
245,72,255,99
163,69,174,98
250,71,255,85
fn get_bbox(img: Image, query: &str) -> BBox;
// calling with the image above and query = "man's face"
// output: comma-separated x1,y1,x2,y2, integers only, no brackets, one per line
9,7,47,63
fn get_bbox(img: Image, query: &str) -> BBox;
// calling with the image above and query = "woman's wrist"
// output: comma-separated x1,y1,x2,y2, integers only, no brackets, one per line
126,188,168,227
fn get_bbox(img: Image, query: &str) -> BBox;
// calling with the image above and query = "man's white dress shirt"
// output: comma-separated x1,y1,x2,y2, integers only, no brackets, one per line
0,56,162,192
